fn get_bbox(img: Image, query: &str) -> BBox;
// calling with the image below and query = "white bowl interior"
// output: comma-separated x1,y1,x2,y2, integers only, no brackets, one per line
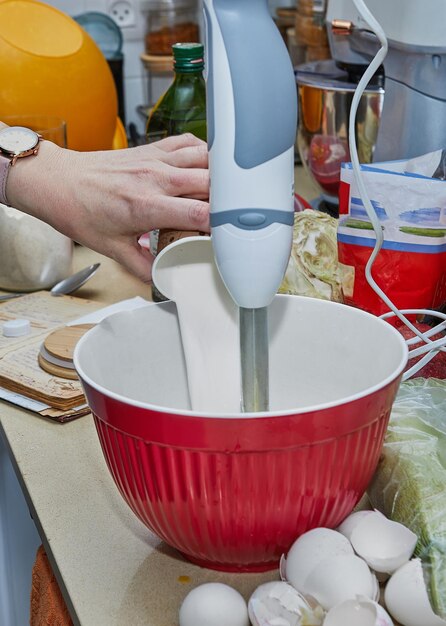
75,295,407,416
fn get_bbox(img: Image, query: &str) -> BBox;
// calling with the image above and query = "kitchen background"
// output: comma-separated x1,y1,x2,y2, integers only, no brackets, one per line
43,0,297,138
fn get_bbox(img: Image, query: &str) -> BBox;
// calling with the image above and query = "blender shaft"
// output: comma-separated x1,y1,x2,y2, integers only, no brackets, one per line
240,306,269,412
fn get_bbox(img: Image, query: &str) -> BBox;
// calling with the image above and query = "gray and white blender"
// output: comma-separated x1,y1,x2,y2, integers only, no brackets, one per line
202,0,298,412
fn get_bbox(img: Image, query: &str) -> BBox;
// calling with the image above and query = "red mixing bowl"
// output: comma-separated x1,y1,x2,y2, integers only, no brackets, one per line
74,295,407,572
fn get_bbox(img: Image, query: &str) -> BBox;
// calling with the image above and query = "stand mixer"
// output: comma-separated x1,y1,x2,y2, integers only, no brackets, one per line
326,0,446,162
203,0,297,412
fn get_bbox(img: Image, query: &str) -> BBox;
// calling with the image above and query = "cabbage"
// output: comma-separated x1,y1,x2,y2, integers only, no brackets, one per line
279,210,349,302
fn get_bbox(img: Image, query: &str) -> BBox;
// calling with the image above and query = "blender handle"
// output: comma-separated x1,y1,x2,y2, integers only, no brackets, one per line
204,0,297,169
203,0,297,308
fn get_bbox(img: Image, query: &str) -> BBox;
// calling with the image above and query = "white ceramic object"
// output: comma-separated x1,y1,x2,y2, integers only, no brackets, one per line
152,236,241,413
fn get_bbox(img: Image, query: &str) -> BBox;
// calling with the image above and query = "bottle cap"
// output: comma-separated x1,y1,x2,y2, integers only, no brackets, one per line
3,318,31,337
173,42,204,72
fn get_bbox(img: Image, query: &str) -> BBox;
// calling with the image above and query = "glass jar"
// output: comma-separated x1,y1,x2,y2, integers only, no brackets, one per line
142,0,200,56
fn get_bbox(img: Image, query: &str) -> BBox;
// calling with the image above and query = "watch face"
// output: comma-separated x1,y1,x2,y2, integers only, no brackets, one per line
0,126,39,154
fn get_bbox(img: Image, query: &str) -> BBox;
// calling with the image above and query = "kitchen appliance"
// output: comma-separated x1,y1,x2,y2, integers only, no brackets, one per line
203,0,297,411
74,294,407,571
296,59,383,209
326,0,446,162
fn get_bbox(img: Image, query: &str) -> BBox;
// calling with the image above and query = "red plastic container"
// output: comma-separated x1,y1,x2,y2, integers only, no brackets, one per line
74,295,407,572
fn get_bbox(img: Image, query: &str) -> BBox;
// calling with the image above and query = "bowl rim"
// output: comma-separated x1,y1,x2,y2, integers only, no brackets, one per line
73,295,409,420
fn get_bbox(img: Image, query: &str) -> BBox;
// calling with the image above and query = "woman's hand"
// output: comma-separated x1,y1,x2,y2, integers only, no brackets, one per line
6,133,209,283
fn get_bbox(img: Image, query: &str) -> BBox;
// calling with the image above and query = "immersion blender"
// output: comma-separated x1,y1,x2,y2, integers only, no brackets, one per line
203,0,298,411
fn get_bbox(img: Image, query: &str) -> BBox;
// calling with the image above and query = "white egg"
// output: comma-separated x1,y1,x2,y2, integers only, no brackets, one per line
303,555,379,610
179,583,250,626
337,510,374,541
324,597,394,626
385,558,446,626
346,511,417,574
284,528,354,592
248,581,325,626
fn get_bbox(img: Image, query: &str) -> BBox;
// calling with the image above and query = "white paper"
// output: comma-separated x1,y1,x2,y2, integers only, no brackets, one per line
0,387,50,411
67,297,151,326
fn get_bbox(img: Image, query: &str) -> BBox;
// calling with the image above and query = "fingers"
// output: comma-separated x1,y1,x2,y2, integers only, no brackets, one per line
148,195,210,232
163,165,209,199
166,143,209,169
115,240,155,284
155,133,206,153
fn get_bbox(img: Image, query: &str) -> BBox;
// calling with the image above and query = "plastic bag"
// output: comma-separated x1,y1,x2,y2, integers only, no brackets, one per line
337,159,446,317
368,378,446,619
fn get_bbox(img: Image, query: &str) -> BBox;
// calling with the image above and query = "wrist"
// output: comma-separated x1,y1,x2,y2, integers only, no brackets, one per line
6,140,62,216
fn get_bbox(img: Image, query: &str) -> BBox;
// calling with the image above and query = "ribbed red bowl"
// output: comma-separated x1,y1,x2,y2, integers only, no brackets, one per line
74,296,407,572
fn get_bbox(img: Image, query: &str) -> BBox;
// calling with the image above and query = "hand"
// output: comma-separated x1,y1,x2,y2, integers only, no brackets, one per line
6,133,209,283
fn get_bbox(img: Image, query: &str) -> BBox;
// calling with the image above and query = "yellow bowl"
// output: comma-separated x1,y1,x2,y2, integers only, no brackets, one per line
112,117,128,150
0,0,117,151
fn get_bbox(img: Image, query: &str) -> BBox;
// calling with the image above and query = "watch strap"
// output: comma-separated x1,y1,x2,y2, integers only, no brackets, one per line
0,154,11,206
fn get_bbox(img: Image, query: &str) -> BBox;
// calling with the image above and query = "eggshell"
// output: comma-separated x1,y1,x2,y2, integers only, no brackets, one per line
179,583,250,626
348,511,417,574
324,597,394,626
337,510,374,541
302,554,379,610
248,581,324,626
279,553,287,581
284,528,354,592
385,559,446,626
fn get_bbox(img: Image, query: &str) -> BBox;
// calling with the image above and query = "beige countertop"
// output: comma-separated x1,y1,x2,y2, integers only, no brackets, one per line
0,168,319,626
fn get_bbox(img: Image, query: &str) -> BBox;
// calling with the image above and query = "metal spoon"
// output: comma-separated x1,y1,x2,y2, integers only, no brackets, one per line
0,263,100,301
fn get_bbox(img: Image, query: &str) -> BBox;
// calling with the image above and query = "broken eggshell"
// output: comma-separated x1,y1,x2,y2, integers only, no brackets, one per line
339,510,417,575
248,581,325,626
324,597,394,626
384,558,446,626
337,510,374,541
302,554,379,611
283,528,354,592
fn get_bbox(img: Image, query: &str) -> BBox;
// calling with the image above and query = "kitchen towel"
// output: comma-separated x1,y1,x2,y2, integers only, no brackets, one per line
30,545,73,626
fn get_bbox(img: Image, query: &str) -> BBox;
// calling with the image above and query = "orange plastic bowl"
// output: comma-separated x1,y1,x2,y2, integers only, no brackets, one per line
0,0,117,150
74,296,407,572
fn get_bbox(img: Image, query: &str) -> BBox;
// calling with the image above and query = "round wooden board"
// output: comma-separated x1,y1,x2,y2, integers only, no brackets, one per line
38,353,79,380
44,324,95,363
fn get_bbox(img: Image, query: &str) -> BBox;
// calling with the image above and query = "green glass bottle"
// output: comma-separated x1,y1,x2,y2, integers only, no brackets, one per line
146,42,207,143
146,42,207,301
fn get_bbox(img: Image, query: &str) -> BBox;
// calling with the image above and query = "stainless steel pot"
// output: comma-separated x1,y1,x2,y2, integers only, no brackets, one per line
295,60,384,205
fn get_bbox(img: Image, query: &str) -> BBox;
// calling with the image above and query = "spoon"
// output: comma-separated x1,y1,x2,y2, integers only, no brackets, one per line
0,263,100,301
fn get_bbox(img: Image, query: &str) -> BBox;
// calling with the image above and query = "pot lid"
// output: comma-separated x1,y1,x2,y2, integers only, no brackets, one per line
295,59,384,93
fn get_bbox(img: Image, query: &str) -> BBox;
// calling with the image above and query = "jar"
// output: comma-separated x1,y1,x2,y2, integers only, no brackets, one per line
275,6,296,44
141,0,200,56
0,204,73,291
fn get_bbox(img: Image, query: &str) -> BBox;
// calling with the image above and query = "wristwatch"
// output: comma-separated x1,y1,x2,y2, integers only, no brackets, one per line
0,126,42,206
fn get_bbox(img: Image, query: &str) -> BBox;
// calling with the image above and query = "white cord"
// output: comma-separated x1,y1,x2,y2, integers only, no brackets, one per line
349,0,446,381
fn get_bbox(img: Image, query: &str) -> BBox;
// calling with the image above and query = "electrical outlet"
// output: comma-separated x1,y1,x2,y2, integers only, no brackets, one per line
107,0,136,28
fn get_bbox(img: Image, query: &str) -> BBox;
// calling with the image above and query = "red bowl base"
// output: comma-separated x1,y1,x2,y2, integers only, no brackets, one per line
183,553,279,573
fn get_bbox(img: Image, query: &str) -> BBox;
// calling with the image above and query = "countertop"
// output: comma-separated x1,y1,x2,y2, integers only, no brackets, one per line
0,167,320,626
